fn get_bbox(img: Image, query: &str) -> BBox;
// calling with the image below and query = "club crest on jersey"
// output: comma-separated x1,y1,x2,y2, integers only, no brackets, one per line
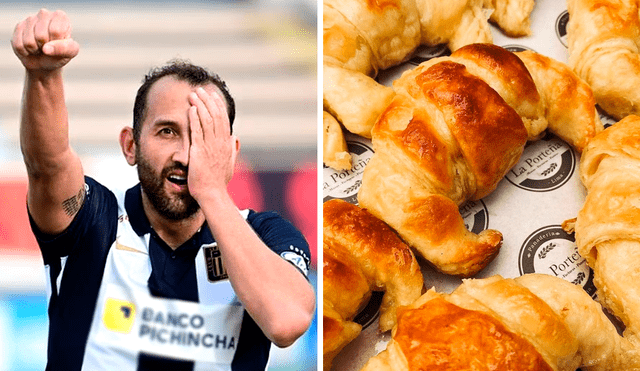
281,245,309,276
204,243,228,282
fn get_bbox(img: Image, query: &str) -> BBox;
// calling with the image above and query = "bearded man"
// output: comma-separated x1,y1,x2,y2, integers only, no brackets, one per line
12,8,315,371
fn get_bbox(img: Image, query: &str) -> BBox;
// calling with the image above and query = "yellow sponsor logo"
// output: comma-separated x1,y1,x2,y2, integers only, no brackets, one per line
103,298,136,334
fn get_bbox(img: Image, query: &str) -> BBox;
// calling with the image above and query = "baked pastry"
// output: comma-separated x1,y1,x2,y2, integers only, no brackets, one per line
357,44,602,277
324,0,422,72
323,0,536,75
322,0,418,156
360,274,640,371
323,62,396,139
323,111,352,171
323,2,378,77
424,44,548,141
416,0,493,52
322,63,395,169
567,0,640,120
323,199,424,371
565,115,640,345
516,49,604,152
322,0,537,170
323,302,362,371
484,0,535,37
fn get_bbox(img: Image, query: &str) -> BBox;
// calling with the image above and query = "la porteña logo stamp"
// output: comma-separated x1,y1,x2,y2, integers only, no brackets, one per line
409,44,451,65
518,225,596,297
505,133,576,192
460,199,490,234
323,139,373,205
556,10,569,48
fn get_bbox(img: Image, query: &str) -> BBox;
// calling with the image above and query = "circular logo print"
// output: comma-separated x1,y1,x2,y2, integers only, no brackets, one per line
505,134,576,192
556,11,569,48
519,225,596,297
597,106,617,129
502,44,535,53
323,140,373,204
460,199,490,234
353,291,384,329
408,44,451,66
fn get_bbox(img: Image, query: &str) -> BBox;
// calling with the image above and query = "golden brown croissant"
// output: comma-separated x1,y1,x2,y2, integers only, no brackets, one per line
565,115,640,346
323,111,352,171
357,43,603,277
567,0,640,120
323,199,424,371
323,2,379,77
416,0,493,52
324,0,422,73
361,274,640,371
323,0,505,75
323,62,396,139
515,49,604,152
323,0,536,74
322,0,514,170
484,0,535,37
322,0,539,170
322,0,420,164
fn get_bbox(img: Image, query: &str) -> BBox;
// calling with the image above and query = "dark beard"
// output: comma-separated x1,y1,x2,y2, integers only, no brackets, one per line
135,150,200,221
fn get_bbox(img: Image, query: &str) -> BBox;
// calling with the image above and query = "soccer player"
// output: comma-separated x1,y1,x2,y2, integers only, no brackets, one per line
12,8,316,370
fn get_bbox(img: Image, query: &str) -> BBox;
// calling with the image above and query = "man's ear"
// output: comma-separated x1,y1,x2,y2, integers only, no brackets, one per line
232,135,241,168
233,135,241,157
119,127,137,166
227,135,241,184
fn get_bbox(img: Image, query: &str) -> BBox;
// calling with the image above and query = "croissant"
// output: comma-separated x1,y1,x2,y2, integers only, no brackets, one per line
324,0,422,73
564,115,640,346
361,274,640,371
484,0,535,37
323,199,424,371
357,43,603,277
323,111,352,171
415,0,493,52
323,62,396,139
323,1,379,77
515,49,603,152
323,0,537,170
566,0,640,121
323,0,537,75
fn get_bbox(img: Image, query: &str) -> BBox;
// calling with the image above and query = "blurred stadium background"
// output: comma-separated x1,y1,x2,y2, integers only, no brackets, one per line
0,1,317,370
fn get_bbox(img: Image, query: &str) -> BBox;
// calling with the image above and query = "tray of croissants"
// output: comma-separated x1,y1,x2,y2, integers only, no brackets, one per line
322,0,640,369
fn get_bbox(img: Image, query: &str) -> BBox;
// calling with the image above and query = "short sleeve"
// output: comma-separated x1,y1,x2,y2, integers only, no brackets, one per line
246,210,311,277
28,176,119,265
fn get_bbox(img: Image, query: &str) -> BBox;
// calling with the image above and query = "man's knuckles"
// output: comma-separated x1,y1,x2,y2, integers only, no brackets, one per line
48,11,71,40
15,10,70,52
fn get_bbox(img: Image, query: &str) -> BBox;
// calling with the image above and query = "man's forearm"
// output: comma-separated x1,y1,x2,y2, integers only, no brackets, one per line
20,69,73,177
21,67,85,234
184,86,315,346
199,189,316,348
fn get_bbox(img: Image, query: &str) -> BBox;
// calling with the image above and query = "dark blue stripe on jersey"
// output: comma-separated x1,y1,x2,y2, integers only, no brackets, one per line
137,353,194,371
231,311,271,370
30,178,309,370
29,177,118,371
247,210,311,275
247,211,310,255
146,230,200,302
124,184,196,370
126,186,275,370
124,184,152,237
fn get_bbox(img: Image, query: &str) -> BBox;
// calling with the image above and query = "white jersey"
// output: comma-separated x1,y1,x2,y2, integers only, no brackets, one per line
32,177,311,371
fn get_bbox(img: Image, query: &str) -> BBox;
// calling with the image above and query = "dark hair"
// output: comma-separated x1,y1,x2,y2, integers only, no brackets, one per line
132,59,236,141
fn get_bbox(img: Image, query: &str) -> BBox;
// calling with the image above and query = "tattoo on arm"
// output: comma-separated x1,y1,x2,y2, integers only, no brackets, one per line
62,186,86,217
